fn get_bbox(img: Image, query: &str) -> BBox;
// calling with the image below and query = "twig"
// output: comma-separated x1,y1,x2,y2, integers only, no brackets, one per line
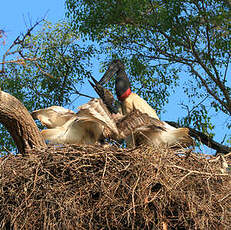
101,152,108,181
132,175,140,216
173,171,192,188
168,164,229,176
0,57,38,65
34,62,54,79
72,84,94,99
1,18,44,73
218,192,231,202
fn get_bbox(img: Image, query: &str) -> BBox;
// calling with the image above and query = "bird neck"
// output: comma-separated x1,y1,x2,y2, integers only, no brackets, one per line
118,88,131,101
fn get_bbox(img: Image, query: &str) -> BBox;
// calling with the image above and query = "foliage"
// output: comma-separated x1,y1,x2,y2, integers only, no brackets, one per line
66,0,231,144
0,21,95,152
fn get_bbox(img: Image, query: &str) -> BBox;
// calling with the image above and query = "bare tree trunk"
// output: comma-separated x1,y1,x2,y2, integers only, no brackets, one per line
0,90,46,155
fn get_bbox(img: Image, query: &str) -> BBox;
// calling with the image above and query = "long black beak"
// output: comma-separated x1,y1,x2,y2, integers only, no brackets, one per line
89,75,105,99
98,60,125,85
89,76,118,114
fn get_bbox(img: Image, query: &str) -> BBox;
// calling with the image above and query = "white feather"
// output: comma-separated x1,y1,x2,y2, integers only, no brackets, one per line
32,106,76,128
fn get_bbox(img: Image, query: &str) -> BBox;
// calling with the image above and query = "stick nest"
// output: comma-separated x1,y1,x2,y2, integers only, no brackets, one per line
0,145,230,229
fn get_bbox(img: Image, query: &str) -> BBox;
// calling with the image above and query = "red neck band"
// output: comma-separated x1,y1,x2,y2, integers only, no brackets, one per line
118,88,131,101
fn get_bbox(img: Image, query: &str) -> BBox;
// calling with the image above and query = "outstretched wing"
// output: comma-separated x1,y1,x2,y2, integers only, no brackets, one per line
31,106,76,128
39,100,118,144
115,109,193,147
41,116,88,144
77,98,119,136
116,109,166,139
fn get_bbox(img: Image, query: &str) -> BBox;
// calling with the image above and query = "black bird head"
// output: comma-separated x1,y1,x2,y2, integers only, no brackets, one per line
115,72,131,101
99,60,131,101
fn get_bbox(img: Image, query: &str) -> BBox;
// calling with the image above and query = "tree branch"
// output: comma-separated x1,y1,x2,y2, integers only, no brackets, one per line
0,57,38,66
0,90,46,154
72,84,94,99
1,18,44,73
223,54,230,82
188,64,230,115
34,62,55,79
191,47,231,113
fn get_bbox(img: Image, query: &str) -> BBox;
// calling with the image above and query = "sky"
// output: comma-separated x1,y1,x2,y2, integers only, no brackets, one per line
0,0,100,102
0,1,230,154
0,1,65,34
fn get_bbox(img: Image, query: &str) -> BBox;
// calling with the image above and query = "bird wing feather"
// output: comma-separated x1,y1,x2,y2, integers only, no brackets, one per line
115,109,166,139
77,98,119,136
116,109,193,147
41,116,87,144
31,106,76,128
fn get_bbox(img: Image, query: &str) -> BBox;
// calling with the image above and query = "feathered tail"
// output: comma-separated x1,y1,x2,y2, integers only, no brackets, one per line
162,127,194,147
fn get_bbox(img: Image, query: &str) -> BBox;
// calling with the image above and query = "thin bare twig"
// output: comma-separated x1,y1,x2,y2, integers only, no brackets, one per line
34,62,55,79
1,18,44,73
0,57,38,65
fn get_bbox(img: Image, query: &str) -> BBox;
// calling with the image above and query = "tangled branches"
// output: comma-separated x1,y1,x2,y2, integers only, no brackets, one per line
0,145,230,229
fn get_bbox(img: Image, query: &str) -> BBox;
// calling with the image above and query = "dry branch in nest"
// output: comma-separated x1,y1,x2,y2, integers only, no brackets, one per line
0,145,230,229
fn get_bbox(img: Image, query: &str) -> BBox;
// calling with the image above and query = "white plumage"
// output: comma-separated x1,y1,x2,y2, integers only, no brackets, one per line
32,98,193,147
31,106,76,128
32,99,118,145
